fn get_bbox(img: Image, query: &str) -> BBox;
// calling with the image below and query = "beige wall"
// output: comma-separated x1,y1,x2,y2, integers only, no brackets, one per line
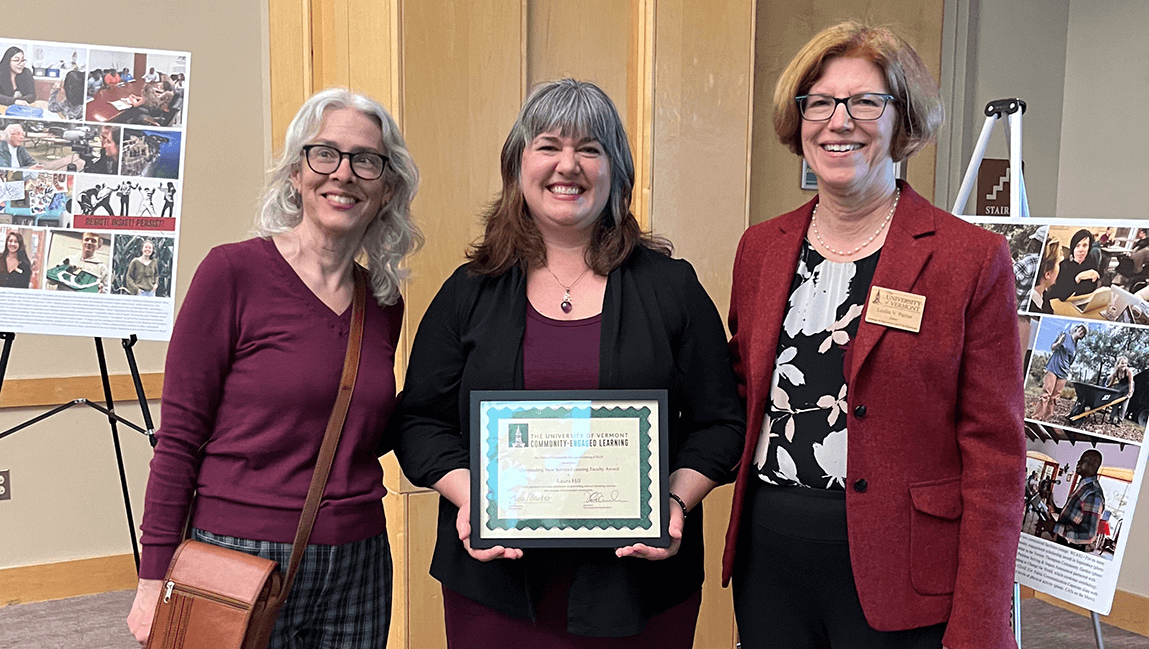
935,0,1070,216
1057,0,1149,599
1056,0,1148,217
0,0,269,572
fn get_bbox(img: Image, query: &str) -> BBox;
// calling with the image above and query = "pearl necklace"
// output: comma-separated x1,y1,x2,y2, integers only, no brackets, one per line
811,188,901,258
545,265,591,314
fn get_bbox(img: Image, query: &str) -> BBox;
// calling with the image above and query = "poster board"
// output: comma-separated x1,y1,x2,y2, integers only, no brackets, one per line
0,38,189,341
967,216,1149,615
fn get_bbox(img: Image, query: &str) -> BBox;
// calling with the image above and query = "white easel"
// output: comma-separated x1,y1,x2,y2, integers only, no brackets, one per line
951,98,1029,218
952,98,1107,649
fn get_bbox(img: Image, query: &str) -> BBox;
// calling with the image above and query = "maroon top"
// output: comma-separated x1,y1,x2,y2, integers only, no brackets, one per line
443,301,697,645
522,301,600,390
139,237,402,579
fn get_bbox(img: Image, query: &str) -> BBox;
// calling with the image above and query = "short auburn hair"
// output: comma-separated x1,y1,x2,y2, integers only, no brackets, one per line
773,21,944,162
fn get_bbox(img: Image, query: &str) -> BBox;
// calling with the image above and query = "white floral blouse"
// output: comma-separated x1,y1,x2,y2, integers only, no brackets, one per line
753,240,879,490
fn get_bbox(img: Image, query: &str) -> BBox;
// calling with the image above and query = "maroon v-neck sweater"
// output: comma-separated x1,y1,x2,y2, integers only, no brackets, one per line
139,237,402,579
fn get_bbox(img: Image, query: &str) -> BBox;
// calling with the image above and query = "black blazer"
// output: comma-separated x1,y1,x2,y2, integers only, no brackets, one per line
393,245,744,636
0,68,36,105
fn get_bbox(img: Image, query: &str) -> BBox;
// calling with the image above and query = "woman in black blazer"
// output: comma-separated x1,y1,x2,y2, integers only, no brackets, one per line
0,47,36,106
393,79,744,648
2,230,33,288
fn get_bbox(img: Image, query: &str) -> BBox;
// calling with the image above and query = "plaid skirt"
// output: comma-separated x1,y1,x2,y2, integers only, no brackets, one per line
191,528,392,649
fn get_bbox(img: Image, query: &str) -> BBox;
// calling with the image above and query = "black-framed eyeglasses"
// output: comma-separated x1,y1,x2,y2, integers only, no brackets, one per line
302,144,388,180
795,93,896,121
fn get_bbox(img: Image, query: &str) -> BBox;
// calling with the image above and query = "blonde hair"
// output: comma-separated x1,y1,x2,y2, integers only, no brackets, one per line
773,21,944,162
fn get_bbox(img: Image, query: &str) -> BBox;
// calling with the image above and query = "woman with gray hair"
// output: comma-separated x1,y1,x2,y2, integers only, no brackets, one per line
393,79,743,647
127,87,421,647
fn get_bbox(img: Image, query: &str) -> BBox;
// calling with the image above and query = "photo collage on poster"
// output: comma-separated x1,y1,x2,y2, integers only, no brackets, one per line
969,216,1149,615
1,38,188,340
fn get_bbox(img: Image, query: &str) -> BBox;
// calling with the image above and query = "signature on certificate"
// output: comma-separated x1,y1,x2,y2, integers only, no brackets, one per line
585,490,626,504
507,491,553,505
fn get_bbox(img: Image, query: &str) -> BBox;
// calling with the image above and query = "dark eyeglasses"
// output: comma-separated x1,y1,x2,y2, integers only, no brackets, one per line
302,144,388,180
795,93,896,121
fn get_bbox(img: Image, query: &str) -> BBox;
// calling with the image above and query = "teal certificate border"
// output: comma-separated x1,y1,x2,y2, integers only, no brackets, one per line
470,389,670,549
483,405,653,531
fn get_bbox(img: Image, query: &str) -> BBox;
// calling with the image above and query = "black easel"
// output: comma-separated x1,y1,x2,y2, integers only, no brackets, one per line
0,331,155,573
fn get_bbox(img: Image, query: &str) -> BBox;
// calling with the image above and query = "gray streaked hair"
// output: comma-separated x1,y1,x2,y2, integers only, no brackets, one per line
467,79,670,275
256,87,422,306
505,78,634,229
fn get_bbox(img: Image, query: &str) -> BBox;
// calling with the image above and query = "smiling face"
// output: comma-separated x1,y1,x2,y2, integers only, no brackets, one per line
6,233,18,255
800,56,897,197
6,125,25,147
519,130,611,238
1073,237,1090,264
8,49,25,75
81,233,100,259
290,108,388,240
142,241,154,258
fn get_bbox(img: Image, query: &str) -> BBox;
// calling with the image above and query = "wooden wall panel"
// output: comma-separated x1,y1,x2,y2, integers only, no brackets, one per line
526,0,632,124
695,485,738,649
651,4,755,648
404,490,447,649
652,0,755,318
400,0,523,330
0,554,138,605
749,0,944,226
311,0,351,90
380,460,408,649
629,0,656,229
268,0,312,152
0,374,162,409
347,0,398,110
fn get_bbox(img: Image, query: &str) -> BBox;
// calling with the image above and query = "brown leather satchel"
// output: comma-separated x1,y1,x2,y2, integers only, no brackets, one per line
147,271,367,649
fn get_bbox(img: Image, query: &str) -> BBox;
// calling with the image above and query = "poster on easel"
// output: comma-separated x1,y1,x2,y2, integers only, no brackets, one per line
967,216,1149,615
0,37,188,342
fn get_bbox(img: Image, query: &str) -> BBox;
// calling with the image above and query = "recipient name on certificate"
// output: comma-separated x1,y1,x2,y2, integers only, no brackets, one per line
470,390,670,549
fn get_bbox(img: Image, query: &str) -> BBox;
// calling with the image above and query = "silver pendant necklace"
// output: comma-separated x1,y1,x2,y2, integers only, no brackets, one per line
545,265,591,314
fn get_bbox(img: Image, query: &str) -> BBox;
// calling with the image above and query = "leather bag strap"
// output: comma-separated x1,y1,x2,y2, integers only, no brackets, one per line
278,268,367,602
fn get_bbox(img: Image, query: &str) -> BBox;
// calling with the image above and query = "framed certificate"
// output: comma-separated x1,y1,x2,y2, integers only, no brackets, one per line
469,390,670,549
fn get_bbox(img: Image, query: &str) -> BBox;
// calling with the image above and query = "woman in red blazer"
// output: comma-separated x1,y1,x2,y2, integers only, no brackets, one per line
721,22,1026,649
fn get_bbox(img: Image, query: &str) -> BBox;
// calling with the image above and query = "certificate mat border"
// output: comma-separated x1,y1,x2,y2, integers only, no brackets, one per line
469,389,670,549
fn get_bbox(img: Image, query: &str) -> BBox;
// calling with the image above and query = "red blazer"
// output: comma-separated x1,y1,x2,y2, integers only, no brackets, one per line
721,183,1025,649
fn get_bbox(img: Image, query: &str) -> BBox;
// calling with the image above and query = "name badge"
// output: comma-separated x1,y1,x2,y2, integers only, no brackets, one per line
865,286,925,333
